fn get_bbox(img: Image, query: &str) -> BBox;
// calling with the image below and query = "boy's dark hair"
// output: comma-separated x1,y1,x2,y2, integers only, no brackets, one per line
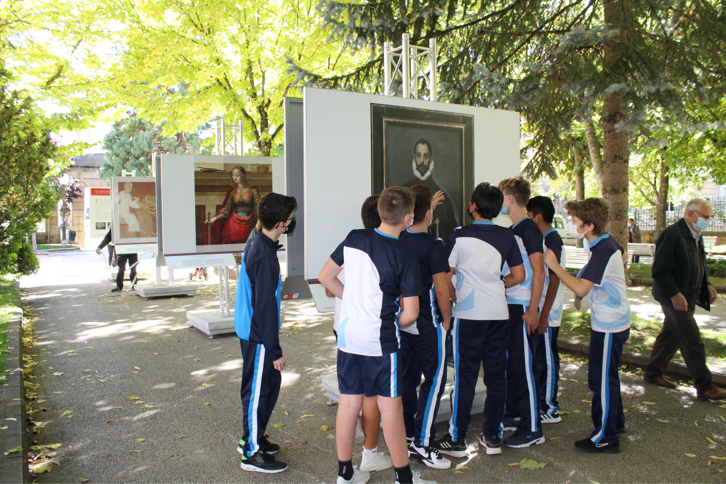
564,198,609,235
257,192,297,231
527,196,556,224
410,184,432,225
378,186,415,224
361,195,381,230
470,182,504,220
498,176,531,207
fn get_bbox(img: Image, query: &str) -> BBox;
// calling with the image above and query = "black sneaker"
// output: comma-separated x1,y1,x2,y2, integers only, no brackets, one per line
433,433,467,458
504,429,545,448
540,410,562,424
478,434,502,455
501,416,521,432
111,287,122,293
260,434,280,454
575,437,620,454
240,452,287,473
408,444,451,469
617,425,626,435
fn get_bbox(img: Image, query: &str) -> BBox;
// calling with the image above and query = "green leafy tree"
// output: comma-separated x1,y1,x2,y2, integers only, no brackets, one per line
0,62,59,275
100,116,206,182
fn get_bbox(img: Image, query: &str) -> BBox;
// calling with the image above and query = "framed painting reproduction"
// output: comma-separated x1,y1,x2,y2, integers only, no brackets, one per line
111,177,157,245
371,104,474,241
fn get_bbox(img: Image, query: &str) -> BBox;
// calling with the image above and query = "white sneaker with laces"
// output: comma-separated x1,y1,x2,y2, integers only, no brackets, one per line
407,471,437,484
360,450,392,472
337,468,370,484
410,444,451,469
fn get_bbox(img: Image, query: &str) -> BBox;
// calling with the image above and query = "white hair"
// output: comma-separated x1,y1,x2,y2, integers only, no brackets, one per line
684,198,711,216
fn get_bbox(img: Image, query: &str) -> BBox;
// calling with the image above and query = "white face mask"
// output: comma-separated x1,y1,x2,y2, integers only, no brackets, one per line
568,221,587,239
406,214,414,228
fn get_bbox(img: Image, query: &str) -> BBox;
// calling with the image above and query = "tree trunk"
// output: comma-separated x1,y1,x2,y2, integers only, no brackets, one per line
654,156,669,240
582,117,604,191
573,143,585,201
61,201,67,246
601,0,630,249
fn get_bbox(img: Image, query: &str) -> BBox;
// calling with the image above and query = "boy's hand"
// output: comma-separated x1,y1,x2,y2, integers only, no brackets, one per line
573,297,581,310
523,308,539,334
442,317,451,332
538,314,550,334
273,356,286,372
431,190,444,210
543,249,558,271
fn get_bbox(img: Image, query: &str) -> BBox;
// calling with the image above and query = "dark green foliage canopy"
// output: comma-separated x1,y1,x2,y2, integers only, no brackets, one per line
0,62,57,275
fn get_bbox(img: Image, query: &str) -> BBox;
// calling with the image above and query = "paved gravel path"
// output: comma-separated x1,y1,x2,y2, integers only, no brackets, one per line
18,250,726,482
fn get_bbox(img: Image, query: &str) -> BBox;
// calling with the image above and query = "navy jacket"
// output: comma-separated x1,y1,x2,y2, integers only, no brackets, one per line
235,232,283,360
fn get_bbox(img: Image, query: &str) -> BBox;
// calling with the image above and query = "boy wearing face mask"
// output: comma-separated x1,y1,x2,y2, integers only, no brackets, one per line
544,198,630,453
526,196,566,425
434,182,525,457
497,176,547,449
235,193,297,473
398,185,452,469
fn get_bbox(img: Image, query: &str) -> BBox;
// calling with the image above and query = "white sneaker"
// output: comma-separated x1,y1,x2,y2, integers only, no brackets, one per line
337,469,370,484
360,450,392,472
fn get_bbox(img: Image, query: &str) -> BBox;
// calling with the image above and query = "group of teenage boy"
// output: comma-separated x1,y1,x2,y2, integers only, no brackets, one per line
232,176,631,484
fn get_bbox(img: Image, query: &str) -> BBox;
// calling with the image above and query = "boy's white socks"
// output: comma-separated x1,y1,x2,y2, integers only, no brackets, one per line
362,446,377,456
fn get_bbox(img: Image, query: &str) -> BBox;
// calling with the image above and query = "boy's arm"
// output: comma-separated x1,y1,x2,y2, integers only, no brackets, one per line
539,272,559,334
504,264,525,287
524,252,545,334
432,272,451,330
319,259,344,298
544,249,594,297
398,296,420,327
446,268,457,302
398,256,421,327
255,258,285,368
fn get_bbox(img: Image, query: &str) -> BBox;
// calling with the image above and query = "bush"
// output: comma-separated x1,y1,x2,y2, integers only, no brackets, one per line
706,258,726,278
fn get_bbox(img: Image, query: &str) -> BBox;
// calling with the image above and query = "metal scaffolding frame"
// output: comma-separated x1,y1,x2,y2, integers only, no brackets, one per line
384,34,437,101
213,118,244,155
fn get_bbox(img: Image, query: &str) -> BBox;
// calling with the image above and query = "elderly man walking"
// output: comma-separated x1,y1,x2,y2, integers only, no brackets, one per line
644,199,726,400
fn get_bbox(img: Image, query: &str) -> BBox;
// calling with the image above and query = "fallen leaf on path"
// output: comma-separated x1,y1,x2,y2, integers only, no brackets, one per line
204,402,211,406
686,453,697,457
710,456,726,460
128,397,140,401
320,424,332,431
549,437,561,440
300,414,314,418
3,446,22,455
52,372,63,376
707,437,717,444
81,375,91,379
135,438,145,443
178,435,186,439
644,402,656,405
656,419,670,423
60,410,73,418
134,366,140,370
274,423,285,428
520,458,547,470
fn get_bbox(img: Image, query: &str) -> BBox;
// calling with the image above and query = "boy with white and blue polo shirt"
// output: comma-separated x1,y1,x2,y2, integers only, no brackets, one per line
544,198,630,454
319,187,436,484
399,185,451,470
236,193,297,473
527,196,566,424
433,182,525,457
498,176,547,449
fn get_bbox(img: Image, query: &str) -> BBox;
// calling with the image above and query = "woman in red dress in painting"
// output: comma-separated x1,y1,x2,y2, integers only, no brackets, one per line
204,166,261,245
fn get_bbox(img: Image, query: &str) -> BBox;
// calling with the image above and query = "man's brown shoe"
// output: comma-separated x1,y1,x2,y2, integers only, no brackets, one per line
643,375,676,389
697,387,726,400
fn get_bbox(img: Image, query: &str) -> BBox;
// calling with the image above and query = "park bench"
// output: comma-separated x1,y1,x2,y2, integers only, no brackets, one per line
703,236,718,255
627,243,655,259
564,246,589,270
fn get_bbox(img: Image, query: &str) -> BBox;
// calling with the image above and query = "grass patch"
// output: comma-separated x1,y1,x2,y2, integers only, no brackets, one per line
0,275,19,382
560,310,726,368
627,262,726,286
35,244,73,250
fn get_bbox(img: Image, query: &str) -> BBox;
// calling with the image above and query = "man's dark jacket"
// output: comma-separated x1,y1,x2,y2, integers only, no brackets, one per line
652,218,711,311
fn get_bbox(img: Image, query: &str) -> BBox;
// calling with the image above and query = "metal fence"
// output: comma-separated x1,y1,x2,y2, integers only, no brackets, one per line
553,197,726,232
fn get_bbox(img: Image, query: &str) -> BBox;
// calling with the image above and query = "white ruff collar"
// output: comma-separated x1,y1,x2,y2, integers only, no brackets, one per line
412,159,434,181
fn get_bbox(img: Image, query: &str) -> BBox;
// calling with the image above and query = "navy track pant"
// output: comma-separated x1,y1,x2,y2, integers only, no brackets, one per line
588,328,628,445
531,326,560,416
504,304,540,433
240,340,281,457
448,318,509,441
401,324,447,448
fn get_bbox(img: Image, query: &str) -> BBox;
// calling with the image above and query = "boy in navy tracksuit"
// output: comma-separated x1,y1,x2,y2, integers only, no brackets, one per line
399,185,451,470
433,183,525,457
527,196,566,424
545,198,630,453
319,187,435,484
498,176,546,448
235,192,297,473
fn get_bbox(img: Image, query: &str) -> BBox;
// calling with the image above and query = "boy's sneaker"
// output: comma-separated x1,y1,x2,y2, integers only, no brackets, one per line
239,452,287,473
397,471,437,484
540,411,562,424
237,435,280,455
433,433,467,458
501,416,521,431
409,444,451,469
504,429,545,448
337,469,371,484
575,437,620,454
478,434,502,455
360,450,392,472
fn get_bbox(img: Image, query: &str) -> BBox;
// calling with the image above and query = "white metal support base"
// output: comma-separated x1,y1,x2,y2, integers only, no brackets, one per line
187,309,236,338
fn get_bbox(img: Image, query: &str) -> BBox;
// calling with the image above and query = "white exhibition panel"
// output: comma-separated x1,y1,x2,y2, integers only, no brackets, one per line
303,87,521,281
159,155,284,257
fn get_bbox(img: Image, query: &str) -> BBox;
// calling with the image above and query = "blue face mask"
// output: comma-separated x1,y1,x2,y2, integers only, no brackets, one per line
500,206,508,215
694,216,710,232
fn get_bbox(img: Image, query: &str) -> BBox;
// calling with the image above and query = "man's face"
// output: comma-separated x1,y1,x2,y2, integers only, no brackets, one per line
414,143,431,176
